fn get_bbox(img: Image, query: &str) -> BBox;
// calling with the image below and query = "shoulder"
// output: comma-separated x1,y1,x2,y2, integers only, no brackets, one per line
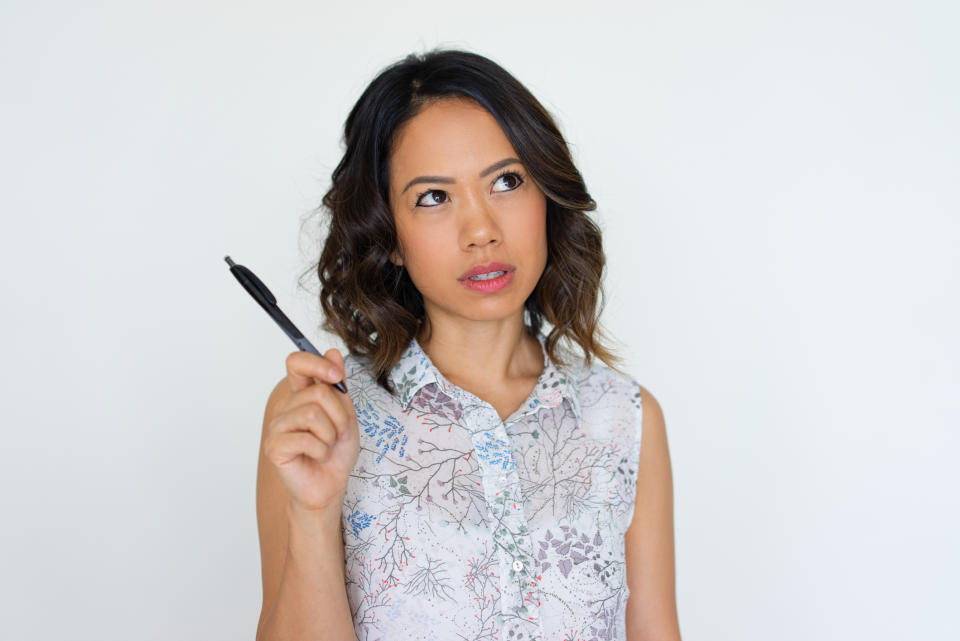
574,358,644,414
342,351,363,375
623,384,679,638
342,351,400,405
343,351,375,384
574,360,666,452
636,384,666,457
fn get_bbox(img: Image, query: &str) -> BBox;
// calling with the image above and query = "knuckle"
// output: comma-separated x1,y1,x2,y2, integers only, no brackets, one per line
328,404,347,431
311,381,334,403
318,423,335,443
285,351,299,371
305,404,324,424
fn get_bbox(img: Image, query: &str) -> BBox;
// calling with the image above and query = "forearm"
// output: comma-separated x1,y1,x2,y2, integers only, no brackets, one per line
257,501,356,641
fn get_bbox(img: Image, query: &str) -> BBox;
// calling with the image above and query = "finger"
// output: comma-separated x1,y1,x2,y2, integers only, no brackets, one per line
322,347,347,392
265,431,330,467
306,381,354,440
285,366,354,428
285,350,342,394
271,403,338,448
325,348,344,381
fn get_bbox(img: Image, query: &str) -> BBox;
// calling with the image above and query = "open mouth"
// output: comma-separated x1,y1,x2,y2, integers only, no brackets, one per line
460,269,514,292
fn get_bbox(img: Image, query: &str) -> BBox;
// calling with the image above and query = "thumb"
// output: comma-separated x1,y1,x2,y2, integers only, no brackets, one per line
325,347,344,378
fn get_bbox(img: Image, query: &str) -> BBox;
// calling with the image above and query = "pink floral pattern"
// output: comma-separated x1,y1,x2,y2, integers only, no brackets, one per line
339,331,644,641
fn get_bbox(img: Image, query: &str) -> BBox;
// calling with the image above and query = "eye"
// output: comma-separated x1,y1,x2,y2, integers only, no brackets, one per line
492,170,524,192
414,189,448,208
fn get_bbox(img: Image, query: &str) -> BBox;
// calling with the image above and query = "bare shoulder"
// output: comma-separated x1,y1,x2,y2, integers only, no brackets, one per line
638,384,666,447
625,384,682,639
632,383,671,508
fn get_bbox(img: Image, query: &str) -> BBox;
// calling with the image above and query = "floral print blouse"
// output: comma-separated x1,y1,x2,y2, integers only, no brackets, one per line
339,330,644,641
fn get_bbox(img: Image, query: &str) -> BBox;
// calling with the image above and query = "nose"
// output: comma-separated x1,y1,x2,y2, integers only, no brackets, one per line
460,193,501,249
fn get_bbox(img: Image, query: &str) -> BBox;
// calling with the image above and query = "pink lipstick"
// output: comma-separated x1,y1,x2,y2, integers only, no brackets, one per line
458,261,515,293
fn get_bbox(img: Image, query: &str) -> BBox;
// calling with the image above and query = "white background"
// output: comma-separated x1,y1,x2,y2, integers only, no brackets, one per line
1,1,957,639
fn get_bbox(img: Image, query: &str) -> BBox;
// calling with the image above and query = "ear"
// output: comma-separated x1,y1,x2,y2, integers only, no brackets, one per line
389,250,403,267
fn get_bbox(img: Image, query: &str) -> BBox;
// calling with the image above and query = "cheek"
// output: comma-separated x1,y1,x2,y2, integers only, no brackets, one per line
513,197,548,252
401,229,452,283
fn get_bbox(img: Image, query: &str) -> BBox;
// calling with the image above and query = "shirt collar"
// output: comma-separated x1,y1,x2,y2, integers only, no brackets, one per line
388,330,583,421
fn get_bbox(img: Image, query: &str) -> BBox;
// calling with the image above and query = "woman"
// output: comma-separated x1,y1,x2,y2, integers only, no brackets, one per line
255,49,681,641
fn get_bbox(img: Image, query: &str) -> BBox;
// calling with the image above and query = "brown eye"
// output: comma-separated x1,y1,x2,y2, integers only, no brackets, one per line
416,190,448,207
493,172,523,192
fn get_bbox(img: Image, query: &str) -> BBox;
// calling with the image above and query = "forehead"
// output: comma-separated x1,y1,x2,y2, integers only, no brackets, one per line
389,97,517,179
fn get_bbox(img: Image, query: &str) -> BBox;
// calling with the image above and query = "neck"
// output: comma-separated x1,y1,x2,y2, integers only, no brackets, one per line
415,318,543,392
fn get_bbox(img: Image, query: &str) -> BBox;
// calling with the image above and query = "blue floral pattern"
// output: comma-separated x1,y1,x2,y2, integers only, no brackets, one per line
357,401,409,463
339,331,644,641
347,511,375,537
474,431,516,471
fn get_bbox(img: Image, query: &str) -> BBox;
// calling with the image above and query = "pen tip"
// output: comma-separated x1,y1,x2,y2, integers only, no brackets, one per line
224,256,236,267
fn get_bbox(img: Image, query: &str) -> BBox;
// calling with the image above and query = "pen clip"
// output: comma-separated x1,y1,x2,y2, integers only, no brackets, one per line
225,255,305,342
234,263,277,306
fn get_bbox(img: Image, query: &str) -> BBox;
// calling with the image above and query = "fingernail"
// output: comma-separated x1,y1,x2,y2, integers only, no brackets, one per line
328,367,341,381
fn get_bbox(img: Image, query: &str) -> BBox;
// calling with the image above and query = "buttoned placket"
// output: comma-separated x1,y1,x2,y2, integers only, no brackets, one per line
394,335,580,640
453,397,544,641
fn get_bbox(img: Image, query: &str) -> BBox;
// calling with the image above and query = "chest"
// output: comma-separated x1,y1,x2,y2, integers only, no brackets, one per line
341,395,640,641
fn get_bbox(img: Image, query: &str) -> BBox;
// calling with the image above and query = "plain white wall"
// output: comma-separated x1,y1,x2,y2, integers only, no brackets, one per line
1,1,957,639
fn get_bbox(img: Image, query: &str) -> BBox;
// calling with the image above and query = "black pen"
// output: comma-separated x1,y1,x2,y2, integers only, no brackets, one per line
224,255,348,394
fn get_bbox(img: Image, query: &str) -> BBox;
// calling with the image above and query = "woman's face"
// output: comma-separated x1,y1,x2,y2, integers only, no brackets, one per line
387,97,548,331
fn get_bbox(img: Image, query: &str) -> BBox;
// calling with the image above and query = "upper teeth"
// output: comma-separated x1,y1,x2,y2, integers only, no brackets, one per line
469,270,506,281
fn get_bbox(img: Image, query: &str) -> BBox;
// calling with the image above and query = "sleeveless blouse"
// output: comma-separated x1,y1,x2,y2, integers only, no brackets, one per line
339,331,644,641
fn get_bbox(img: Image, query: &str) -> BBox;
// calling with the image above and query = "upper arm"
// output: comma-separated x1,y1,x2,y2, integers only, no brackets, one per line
624,385,682,641
255,377,294,639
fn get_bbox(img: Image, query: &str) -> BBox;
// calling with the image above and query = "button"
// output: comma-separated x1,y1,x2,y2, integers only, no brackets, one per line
513,559,524,572
499,475,507,483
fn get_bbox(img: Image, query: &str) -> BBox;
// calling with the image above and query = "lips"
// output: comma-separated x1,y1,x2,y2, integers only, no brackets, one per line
459,261,516,281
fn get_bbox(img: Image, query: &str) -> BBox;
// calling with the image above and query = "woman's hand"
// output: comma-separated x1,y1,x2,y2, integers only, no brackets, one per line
261,348,360,513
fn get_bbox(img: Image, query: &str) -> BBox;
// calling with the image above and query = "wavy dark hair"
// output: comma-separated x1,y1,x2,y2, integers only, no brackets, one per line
301,48,626,395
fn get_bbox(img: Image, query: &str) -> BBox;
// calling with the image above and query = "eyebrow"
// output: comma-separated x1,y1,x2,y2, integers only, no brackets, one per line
400,157,522,194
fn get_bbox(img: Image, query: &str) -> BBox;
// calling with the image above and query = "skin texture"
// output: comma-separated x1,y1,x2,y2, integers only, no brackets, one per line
387,96,550,422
